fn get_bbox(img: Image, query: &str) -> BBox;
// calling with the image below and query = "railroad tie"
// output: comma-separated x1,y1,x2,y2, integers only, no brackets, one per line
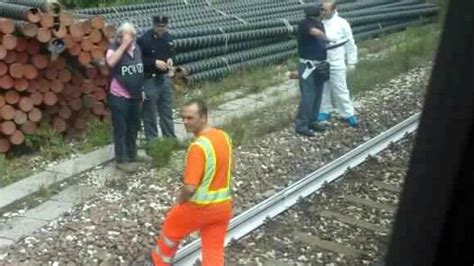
372,181,401,194
343,194,397,212
319,210,390,233
294,232,367,256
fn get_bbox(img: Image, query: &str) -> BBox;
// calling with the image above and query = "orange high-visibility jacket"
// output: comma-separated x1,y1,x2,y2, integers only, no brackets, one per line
183,128,233,205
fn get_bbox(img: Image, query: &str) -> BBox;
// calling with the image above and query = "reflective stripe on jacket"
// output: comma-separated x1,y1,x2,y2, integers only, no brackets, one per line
189,133,232,205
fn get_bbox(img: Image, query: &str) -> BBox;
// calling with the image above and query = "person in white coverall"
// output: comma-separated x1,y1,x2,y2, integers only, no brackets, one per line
315,1,359,128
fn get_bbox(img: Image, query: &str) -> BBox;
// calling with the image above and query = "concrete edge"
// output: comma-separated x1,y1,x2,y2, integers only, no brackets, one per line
0,146,115,210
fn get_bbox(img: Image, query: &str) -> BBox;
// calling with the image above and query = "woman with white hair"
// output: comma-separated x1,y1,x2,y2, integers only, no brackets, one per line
106,22,145,172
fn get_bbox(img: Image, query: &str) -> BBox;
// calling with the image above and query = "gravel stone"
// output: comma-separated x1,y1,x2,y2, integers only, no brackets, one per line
0,66,430,264
226,135,415,265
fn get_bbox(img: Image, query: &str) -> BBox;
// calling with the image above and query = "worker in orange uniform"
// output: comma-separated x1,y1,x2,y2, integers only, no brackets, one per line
150,98,233,266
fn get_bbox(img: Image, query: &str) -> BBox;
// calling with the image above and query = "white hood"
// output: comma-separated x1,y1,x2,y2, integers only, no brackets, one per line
322,10,358,68
324,10,339,23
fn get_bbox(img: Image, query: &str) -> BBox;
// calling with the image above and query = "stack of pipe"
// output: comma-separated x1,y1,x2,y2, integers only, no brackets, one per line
0,0,115,153
0,0,439,153
75,0,438,83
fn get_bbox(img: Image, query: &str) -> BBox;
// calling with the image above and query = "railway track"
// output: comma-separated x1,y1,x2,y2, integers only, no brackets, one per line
173,113,419,265
225,137,411,265
0,65,429,265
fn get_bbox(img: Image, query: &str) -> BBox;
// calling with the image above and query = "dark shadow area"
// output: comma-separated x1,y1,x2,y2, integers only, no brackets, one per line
384,1,474,265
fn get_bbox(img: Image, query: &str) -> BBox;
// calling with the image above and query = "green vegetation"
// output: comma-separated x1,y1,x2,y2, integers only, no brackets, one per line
1,119,111,188
0,155,34,187
75,119,113,153
23,125,69,160
222,96,298,146
348,25,440,95
37,184,52,199
175,61,294,108
0,155,6,178
145,137,178,168
1,124,73,187
222,116,247,147
24,124,73,161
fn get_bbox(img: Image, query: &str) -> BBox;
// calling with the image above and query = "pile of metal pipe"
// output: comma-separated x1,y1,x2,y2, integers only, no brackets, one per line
80,0,438,83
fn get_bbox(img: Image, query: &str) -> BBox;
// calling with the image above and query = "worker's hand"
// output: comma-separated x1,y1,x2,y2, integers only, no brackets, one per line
121,34,134,49
167,59,174,68
155,60,169,71
168,67,175,77
347,64,356,72
289,70,298,80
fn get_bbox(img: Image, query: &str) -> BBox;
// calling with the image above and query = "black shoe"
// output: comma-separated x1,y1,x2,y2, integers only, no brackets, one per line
131,154,152,163
312,121,328,132
296,129,315,137
116,162,140,173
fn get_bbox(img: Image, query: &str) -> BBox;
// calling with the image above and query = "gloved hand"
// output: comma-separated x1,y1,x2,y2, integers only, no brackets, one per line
347,64,356,71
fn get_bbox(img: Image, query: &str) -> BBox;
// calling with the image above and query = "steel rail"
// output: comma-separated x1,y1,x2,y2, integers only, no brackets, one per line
174,112,420,265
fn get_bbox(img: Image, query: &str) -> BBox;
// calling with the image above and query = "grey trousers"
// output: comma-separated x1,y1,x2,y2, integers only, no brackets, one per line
295,62,325,132
142,76,176,140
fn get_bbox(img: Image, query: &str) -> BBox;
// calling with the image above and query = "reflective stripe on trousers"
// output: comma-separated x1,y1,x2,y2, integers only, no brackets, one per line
151,234,179,265
162,235,178,249
153,246,172,264
152,202,232,266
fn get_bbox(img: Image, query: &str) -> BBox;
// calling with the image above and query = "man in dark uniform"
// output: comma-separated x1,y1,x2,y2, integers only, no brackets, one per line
137,15,177,141
294,5,329,137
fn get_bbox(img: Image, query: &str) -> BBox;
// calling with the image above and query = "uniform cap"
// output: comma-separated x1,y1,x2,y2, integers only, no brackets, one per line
303,5,322,17
153,15,169,25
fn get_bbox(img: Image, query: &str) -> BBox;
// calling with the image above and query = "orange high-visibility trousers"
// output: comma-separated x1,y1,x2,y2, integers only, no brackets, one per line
151,200,232,266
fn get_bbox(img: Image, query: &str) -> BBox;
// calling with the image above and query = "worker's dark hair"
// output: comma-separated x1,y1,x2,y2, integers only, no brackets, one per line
184,98,208,117
304,5,321,17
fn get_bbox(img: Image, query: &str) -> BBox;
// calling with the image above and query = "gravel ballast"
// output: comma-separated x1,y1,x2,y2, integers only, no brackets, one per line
227,135,414,265
0,66,430,265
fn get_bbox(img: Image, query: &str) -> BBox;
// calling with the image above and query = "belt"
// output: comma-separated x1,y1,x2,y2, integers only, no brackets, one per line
145,72,167,78
299,58,327,80
327,40,348,50
299,58,325,64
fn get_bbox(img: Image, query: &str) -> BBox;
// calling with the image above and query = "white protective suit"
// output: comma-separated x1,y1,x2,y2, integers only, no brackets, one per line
319,11,358,119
